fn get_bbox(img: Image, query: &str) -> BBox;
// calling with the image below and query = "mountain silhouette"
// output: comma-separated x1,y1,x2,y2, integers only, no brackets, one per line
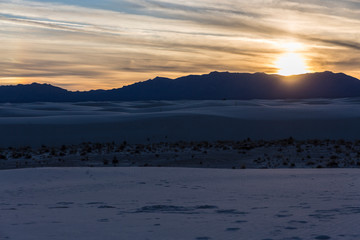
1,71,360,102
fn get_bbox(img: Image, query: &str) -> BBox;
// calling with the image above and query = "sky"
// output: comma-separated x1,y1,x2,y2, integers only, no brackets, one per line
0,0,360,90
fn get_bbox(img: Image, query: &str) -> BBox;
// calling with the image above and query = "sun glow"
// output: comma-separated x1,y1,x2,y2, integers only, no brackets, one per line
276,42,309,76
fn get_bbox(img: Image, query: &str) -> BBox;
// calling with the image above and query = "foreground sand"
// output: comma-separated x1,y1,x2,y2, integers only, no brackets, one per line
1,167,360,240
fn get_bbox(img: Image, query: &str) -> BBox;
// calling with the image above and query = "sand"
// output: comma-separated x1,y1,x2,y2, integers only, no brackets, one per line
1,167,360,240
2,99,360,239
1,99,360,147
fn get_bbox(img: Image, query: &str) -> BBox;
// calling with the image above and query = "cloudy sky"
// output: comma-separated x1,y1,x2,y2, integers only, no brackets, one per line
1,0,359,90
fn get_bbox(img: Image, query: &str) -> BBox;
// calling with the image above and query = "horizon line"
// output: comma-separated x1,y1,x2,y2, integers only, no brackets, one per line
0,70,356,92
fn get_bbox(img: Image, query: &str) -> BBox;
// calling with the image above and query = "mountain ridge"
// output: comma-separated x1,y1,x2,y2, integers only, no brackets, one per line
1,71,360,102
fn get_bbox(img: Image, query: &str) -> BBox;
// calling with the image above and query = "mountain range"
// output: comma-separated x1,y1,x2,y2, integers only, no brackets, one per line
1,71,360,102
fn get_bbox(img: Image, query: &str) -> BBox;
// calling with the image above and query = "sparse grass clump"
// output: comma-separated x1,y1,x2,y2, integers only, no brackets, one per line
327,160,339,168
112,156,119,165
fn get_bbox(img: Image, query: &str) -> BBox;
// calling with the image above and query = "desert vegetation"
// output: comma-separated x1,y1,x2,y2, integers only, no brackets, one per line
1,138,360,169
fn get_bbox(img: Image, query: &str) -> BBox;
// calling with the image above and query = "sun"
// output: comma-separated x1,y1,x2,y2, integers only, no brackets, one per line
276,52,308,76
275,42,309,76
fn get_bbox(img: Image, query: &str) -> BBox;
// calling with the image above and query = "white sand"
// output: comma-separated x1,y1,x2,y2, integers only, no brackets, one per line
1,167,360,240
1,99,360,147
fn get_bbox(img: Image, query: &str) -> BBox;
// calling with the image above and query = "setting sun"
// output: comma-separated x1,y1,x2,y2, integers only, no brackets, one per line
276,52,308,76
275,42,309,76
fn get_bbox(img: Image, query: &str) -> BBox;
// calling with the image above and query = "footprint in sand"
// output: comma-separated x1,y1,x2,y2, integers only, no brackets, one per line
314,235,331,240
226,227,240,231
97,218,109,222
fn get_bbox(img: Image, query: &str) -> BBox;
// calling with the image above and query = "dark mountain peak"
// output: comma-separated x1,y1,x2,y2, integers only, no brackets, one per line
253,72,268,75
34,82,67,90
208,71,228,75
0,82,69,103
30,82,48,86
152,76,172,82
285,71,358,82
29,82,42,86
1,82,67,91
0,71,360,102
294,71,351,78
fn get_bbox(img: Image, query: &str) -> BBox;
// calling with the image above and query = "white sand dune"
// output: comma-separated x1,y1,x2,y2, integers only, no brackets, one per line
1,99,360,147
1,167,360,240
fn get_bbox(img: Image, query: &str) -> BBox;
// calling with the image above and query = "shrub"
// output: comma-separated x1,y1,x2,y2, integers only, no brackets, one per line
112,156,119,165
327,160,339,168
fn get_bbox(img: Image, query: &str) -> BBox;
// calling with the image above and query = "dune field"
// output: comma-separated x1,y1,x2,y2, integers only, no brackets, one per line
1,98,360,148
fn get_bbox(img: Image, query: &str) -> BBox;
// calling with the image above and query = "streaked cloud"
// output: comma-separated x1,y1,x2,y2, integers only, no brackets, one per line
0,0,359,90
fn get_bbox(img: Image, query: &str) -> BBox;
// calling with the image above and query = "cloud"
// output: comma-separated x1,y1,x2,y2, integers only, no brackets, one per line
0,0,359,90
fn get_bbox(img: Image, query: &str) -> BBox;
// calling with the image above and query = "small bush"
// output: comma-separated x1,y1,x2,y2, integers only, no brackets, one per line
327,160,339,168
112,156,119,165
